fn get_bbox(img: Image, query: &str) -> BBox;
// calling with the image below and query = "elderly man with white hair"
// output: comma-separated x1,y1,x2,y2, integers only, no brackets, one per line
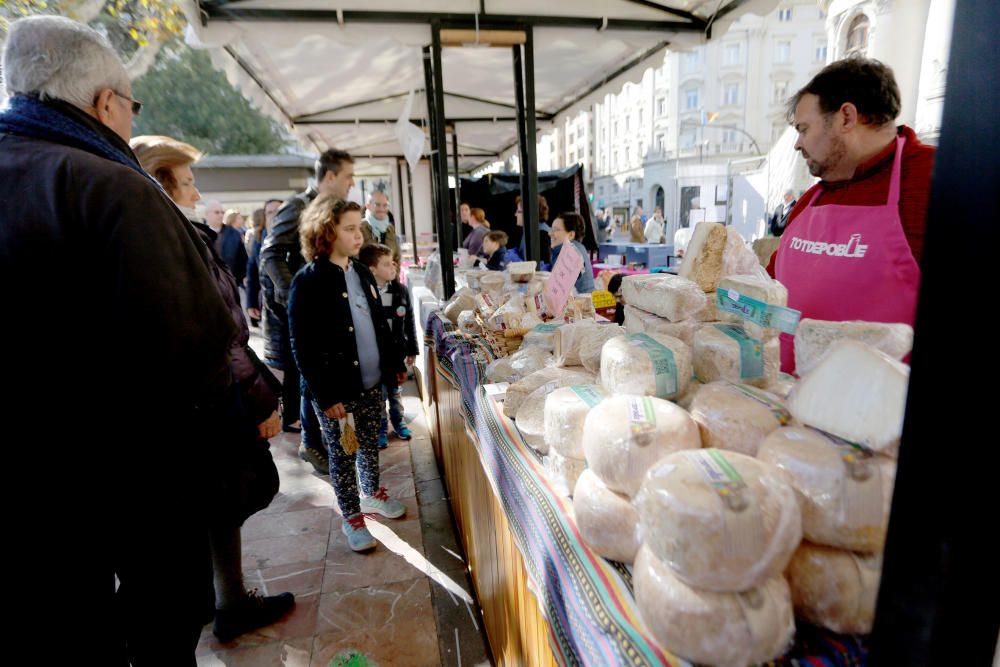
0,16,238,665
362,189,401,265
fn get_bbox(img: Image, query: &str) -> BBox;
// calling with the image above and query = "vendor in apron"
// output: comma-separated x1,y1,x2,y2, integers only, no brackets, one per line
770,58,936,374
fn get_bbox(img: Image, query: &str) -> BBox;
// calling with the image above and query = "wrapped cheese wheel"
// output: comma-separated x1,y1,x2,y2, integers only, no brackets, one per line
633,545,795,667
579,324,625,373
554,320,600,366
544,451,587,498
765,373,797,401
600,332,692,400
443,288,477,324
622,273,707,322
716,274,789,340
544,384,607,459
757,427,895,552
635,449,802,592
623,304,699,345
514,384,553,453
582,395,701,498
478,272,507,294
678,221,728,292
794,318,913,376
693,323,780,388
522,323,562,352
485,356,517,384
785,542,881,635
689,381,789,456
504,366,593,417
508,260,536,282
674,380,703,411
457,310,479,335
788,340,909,457
573,469,641,564
507,346,552,382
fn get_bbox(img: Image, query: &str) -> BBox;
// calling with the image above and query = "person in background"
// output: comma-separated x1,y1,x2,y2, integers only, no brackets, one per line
629,206,646,243
769,189,797,237
245,208,266,327
596,207,612,243
548,211,596,293
362,190,401,266
289,196,408,553
359,244,417,449
481,230,510,271
515,194,551,265
644,206,666,244
227,208,246,241
206,202,247,286
463,207,490,258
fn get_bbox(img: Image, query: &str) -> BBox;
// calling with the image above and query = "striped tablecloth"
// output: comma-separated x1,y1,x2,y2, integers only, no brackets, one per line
425,310,868,667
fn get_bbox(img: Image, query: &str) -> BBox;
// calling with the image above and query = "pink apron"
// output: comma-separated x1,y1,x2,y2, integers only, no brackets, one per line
775,136,921,374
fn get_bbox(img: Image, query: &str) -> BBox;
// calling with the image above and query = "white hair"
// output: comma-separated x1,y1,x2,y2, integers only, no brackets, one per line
2,15,130,111
367,190,389,204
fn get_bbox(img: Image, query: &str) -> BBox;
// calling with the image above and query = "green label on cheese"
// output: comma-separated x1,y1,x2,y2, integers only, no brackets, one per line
570,385,604,408
627,333,678,398
716,289,801,334
724,381,791,424
714,324,765,379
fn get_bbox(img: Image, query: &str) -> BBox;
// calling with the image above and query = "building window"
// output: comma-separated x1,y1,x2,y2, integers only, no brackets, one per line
723,82,740,106
685,88,700,111
847,14,870,55
722,128,739,144
681,127,697,149
613,121,618,137
598,185,604,196
657,97,666,115
638,109,644,126
656,133,666,152
625,115,630,131
819,9,826,20
775,40,792,64
569,151,575,163
724,43,742,66
773,80,789,104
815,40,828,62
778,7,792,22
684,49,701,73
625,146,631,166
639,141,645,159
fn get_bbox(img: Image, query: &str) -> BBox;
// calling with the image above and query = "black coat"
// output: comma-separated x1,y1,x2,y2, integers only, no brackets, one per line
379,280,419,358
214,223,248,285
289,258,405,411
259,188,316,362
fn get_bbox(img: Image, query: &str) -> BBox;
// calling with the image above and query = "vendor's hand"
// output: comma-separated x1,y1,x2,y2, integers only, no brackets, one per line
405,355,416,367
324,403,347,420
257,411,281,439
248,307,261,319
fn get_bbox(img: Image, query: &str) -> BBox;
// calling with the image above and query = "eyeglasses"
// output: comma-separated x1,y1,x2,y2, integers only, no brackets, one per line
114,91,143,115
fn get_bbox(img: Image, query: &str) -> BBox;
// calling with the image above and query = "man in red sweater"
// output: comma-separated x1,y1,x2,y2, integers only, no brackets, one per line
769,58,935,373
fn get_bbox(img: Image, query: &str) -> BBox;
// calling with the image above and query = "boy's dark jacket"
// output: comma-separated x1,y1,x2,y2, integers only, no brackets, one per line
289,257,405,411
379,280,419,358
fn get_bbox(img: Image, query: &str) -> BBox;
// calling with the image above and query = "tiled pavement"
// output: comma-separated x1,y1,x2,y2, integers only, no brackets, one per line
195,333,492,666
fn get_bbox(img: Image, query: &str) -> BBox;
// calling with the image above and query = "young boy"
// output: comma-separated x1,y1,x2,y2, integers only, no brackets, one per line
481,230,510,271
289,195,409,552
359,243,417,449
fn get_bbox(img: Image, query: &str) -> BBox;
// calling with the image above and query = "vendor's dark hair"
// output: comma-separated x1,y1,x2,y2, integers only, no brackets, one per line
786,57,900,127
555,211,586,242
315,148,353,182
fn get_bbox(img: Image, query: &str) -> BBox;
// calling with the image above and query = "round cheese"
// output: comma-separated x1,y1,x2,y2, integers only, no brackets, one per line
579,324,625,373
544,385,607,459
572,469,641,564
785,542,881,635
689,381,788,456
693,323,780,388
635,449,802,592
633,545,795,667
582,395,701,498
503,366,593,417
514,384,552,453
544,451,587,498
600,332,692,401
757,427,895,552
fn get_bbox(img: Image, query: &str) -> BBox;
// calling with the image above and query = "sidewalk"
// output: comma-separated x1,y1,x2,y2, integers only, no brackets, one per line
195,331,491,666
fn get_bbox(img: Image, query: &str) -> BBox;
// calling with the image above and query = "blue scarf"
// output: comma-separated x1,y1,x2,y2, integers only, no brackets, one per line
0,95,163,192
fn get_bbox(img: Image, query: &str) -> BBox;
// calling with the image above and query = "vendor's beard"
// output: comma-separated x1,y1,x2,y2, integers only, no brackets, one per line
807,135,847,179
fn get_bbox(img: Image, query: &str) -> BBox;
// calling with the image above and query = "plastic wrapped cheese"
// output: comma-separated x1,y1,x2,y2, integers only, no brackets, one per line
622,274,708,322
508,261,536,282
623,304,699,345
582,395,701,498
503,366,594,417
514,384,554,453
794,319,914,376
507,346,552,381
765,373,797,401
633,545,795,667
544,385,607,459
457,310,479,335
485,357,517,384
717,274,789,340
521,323,562,352
573,469,641,564
474,291,503,318
693,323,780,388
635,449,802,592
554,320,600,366
758,427,895,552
544,451,587,497
721,227,766,280
785,543,881,635
479,272,507,294
579,324,625,373
788,340,909,457
674,380,703,411
689,381,788,456
679,221,728,292
600,332,692,400
443,288,478,324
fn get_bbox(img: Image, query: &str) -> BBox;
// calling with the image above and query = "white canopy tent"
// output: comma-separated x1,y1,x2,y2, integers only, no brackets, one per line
181,0,779,293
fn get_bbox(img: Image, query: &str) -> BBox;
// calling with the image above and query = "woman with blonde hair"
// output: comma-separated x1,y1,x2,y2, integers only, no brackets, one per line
130,134,294,642
462,206,491,257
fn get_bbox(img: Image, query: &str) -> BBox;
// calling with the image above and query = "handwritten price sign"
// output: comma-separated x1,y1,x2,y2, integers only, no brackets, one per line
543,245,584,318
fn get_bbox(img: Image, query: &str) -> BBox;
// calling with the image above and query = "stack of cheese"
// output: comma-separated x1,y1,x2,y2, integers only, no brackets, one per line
600,331,693,401
758,339,905,635
542,383,607,500
633,449,801,666
507,366,594,457
689,381,790,456
573,394,701,564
